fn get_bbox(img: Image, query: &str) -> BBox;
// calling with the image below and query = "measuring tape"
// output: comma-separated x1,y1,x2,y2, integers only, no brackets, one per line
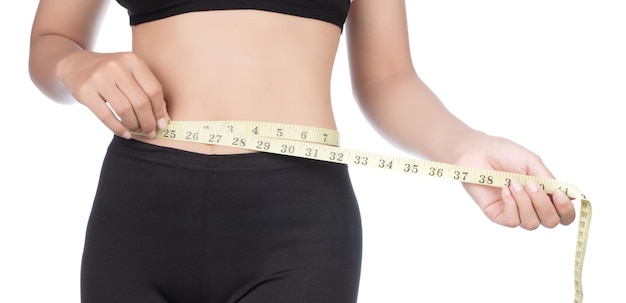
139,120,591,303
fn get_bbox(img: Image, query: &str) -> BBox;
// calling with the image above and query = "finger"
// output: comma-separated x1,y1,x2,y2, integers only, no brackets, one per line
497,185,521,227
525,180,560,228
90,68,142,132
82,91,131,139
553,189,576,225
509,180,540,230
100,83,142,132
131,58,169,130
114,77,157,138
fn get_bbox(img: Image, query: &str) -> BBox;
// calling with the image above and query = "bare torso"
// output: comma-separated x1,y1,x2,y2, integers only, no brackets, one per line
130,10,342,154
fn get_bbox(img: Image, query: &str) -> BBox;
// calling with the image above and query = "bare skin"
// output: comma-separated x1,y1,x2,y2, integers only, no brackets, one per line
29,0,576,229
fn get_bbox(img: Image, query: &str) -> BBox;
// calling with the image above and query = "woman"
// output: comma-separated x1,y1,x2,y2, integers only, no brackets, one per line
29,0,575,302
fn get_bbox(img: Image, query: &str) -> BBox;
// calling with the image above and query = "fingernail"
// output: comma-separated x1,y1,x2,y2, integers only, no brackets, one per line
147,130,156,139
510,180,523,192
157,118,167,130
502,185,511,196
554,189,568,202
122,131,132,140
526,180,540,193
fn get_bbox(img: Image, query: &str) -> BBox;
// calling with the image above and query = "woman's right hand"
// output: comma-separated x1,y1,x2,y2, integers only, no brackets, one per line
55,51,170,139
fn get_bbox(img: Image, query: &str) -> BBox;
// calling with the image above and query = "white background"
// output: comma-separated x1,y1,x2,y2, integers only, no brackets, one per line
2,1,624,302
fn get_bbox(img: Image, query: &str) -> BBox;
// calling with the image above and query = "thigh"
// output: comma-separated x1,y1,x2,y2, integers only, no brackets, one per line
209,158,362,303
81,137,205,303
237,266,361,303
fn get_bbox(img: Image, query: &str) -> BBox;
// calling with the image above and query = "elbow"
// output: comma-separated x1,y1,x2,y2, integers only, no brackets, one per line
351,68,418,106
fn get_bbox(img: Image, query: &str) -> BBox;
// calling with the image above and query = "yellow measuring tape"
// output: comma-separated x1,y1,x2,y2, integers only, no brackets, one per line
143,120,591,303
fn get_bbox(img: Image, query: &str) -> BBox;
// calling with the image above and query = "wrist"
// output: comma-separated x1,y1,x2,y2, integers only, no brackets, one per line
53,50,98,104
55,50,92,84
448,129,490,164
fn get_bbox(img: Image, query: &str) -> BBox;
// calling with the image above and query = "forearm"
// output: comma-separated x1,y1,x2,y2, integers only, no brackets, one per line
355,70,484,163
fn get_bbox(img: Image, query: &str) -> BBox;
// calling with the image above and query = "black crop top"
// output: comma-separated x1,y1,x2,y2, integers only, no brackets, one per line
115,0,351,29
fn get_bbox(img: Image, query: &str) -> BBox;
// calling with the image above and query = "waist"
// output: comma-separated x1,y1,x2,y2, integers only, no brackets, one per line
132,99,338,154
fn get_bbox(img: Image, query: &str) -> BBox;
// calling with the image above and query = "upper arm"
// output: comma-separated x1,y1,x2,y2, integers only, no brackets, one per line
345,0,415,96
30,0,111,50
29,0,111,102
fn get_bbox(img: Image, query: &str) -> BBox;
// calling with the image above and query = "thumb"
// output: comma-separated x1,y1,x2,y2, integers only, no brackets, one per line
525,152,556,180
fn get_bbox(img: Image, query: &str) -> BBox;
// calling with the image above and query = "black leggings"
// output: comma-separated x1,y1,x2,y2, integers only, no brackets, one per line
81,136,362,303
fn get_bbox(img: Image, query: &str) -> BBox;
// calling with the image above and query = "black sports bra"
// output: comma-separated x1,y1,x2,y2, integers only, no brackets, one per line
115,0,351,29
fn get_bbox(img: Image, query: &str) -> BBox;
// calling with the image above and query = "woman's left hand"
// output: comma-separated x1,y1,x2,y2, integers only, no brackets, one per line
454,133,576,230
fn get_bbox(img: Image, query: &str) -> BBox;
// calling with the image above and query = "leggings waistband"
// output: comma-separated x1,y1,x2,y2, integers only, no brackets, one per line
107,135,340,171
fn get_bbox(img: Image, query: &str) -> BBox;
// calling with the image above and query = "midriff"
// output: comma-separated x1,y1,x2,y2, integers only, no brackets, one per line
130,9,342,154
